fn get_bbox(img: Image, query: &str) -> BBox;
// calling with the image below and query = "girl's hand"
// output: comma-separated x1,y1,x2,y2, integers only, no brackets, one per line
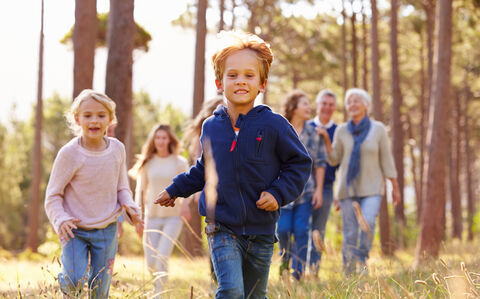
256,191,279,211
333,199,340,211
135,222,144,238
155,190,176,207
59,219,81,242
123,204,144,227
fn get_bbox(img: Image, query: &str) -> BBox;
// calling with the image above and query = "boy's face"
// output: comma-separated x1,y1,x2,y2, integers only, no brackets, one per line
216,49,266,110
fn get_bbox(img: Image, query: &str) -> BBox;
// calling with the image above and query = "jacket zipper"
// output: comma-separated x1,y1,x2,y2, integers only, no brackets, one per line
226,116,247,232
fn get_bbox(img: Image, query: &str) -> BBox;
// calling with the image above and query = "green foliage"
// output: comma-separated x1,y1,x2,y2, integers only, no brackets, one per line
60,13,152,52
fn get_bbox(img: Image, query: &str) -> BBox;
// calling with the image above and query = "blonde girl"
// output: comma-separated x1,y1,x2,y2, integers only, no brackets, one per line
44,89,143,298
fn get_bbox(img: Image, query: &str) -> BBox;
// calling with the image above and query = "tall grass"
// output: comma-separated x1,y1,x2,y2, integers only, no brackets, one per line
2,238,480,298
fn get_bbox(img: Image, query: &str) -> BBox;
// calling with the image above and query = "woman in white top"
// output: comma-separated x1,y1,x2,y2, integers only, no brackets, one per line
129,124,191,297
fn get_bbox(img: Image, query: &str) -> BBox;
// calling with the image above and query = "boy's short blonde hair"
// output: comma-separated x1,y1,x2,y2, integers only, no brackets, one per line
66,89,118,136
212,30,274,85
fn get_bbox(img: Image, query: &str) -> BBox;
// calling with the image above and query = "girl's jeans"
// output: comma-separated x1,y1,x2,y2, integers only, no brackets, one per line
206,223,276,299
59,222,118,298
144,216,183,294
277,198,312,279
339,195,381,275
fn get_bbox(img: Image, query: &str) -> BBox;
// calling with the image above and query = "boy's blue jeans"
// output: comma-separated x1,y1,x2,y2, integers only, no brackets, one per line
277,198,312,279
206,223,276,299
309,184,334,268
59,222,118,298
339,195,381,275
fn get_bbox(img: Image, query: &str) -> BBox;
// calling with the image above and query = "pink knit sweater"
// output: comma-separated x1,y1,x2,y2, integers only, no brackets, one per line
44,137,140,234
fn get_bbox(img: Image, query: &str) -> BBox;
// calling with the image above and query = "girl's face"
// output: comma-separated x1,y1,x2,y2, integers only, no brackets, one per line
292,96,312,121
346,94,367,120
154,129,170,156
75,98,111,142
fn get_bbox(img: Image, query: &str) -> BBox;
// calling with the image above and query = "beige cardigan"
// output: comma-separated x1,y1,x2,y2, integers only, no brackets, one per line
328,120,397,200
135,155,189,219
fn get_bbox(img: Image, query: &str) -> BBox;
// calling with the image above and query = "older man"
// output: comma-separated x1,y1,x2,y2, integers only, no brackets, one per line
308,89,339,276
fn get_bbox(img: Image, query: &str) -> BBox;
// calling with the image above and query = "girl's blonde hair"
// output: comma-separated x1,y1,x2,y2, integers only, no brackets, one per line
66,89,117,136
128,124,180,179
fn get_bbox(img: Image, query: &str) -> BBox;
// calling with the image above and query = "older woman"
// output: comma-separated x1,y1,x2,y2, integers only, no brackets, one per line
319,88,400,275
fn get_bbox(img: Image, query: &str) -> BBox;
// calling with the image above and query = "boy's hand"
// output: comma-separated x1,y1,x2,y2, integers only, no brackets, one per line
59,219,81,242
154,190,176,207
256,191,279,211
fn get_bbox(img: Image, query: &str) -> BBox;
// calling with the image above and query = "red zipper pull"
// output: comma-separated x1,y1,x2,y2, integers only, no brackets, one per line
230,135,238,152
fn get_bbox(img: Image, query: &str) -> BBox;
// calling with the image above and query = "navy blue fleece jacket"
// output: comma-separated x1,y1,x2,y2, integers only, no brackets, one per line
166,105,312,235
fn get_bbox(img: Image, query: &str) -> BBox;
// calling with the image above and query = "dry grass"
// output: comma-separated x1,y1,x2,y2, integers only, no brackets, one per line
2,239,480,298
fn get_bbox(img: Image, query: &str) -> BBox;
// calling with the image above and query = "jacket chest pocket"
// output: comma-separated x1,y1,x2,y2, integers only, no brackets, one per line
245,128,268,164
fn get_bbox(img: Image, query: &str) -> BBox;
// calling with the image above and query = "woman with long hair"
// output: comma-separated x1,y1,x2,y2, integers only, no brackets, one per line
129,124,191,297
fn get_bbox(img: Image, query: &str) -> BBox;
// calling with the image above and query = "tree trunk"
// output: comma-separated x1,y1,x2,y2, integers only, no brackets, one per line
361,0,368,91
26,0,44,252
449,91,462,240
105,0,135,165
370,0,383,121
424,0,435,118
219,0,225,32
371,0,391,255
350,1,358,87
462,82,475,241
390,0,405,243
192,0,207,118
341,0,348,120
230,0,237,30
415,0,453,261
406,115,421,224
73,0,97,99
418,28,426,223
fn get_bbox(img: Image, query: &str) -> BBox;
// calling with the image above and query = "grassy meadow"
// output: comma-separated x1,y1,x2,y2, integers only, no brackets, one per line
1,236,480,298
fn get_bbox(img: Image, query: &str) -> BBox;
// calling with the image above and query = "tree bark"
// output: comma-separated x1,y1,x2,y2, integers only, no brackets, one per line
390,0,405,239
406,115,421,224
219,0,225,32
350,1,358,87
449,91,462,240
418,27,426,223
105,0,135,165
415,0,453,261
73,0,97,99
192,0,207,118
370,0,392,255
370,0,383,121
26,0,44,252
361,0,368,91
462,81,475,241
341,0,348,120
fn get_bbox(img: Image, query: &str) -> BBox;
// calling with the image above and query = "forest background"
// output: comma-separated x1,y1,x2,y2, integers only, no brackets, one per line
0,0,479,297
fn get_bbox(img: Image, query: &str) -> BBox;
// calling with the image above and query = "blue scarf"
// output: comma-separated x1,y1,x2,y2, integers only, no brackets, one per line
346,116,371,195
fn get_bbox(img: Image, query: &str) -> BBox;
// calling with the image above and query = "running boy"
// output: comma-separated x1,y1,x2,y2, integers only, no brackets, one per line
155,31,312,298
44,89,143,298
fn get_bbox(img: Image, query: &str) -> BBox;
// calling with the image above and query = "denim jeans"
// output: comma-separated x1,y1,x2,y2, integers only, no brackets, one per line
144,216,183,296
339,195,381,275
206,223,276,299
277,198,312,279
309,184,334,268
59,222,118,298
